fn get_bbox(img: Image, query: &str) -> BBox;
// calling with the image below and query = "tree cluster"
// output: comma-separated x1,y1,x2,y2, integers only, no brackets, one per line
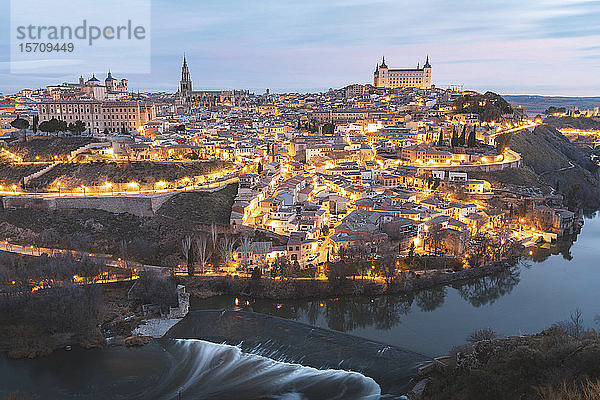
39,118,86,134
544,106,566,115
452,91,513,122
450,125,478,148
128,270,178,313
0,253,106,334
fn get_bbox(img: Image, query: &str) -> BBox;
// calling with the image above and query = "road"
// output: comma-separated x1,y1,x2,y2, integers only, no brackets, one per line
0,175,240,198
0,241,152,271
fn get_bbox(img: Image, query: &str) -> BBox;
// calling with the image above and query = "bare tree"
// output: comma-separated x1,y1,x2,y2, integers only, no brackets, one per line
210,223,219,249
194,235,211,274
217,236,236,271
552,308,585,339
181,235,194,276
238,235,253,270
495,217,512,261
426,225,444,255
467,327,501,344
571,308,585,339
119,239,131,275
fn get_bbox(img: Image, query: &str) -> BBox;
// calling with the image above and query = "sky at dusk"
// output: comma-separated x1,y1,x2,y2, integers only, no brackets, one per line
1,0,599,95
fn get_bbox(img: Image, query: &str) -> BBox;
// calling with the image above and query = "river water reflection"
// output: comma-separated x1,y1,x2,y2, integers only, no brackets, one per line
193,214,600,357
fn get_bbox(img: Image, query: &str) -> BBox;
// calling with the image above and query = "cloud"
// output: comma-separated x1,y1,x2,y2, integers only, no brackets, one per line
0,0,599,94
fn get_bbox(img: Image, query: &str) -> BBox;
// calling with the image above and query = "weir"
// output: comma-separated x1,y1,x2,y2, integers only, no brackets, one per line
165,310,431,394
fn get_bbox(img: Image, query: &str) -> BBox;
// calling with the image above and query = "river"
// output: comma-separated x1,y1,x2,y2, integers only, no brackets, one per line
1,214,598,399
192,214,600,358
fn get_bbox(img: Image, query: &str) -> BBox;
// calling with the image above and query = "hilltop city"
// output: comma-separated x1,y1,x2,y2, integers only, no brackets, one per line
0,55,590,277
2,49,600,400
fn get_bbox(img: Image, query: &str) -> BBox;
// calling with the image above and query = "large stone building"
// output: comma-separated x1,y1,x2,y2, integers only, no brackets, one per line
37,99,156,133
46,72,129,101
373,56,432,89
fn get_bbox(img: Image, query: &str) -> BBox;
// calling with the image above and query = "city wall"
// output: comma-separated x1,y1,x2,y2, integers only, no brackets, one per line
1,193,175,217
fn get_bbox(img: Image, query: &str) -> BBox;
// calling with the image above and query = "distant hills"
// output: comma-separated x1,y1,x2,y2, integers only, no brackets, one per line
504,95,600,115
509,125,600,209
544,116,600,131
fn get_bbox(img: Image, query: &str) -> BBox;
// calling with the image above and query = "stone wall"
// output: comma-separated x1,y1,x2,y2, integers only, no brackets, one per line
1,196,53,211
53,195,171,217
1,193,176,217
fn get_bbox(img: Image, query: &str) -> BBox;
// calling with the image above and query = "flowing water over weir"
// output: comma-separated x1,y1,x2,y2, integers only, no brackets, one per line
165,310,430,394
156,339,381,399
0,312,428,399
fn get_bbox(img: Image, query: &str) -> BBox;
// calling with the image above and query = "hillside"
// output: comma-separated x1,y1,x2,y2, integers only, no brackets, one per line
504,95,600,115
508,125,600,209
544,116,600,131
6,137,93,161
156,183,238,225
423,328,600,400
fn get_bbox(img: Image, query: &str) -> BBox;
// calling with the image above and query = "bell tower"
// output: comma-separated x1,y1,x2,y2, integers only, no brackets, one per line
179,54,192,95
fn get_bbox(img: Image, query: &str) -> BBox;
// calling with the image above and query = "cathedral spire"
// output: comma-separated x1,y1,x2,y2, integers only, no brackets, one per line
180,53,192,95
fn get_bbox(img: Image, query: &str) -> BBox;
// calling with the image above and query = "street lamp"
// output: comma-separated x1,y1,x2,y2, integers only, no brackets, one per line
127,181,140,193
104,181,113,195
155,180,167,191
81,185,88,196
11,184,17,194
56,181,61,196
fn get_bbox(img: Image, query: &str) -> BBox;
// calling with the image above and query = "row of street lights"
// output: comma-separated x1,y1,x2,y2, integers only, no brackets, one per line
4,169,231,197
0,184,19,194
53,180,172,196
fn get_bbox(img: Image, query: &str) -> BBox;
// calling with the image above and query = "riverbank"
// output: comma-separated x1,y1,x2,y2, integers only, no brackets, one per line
0,281,141,359
179,260,517,301
417,327,600,400
0,324,105,359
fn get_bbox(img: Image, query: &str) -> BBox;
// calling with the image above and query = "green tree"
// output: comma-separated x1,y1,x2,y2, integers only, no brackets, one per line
172,124,185,133
458,125,466,146
544,106,566,115
467,125,476,147
451,126,458,147
182,235,195,276
322,122,335,135
73,120,86,134
38,118,65,133
494,132,512,154
10,117,29,130
32,115,39,133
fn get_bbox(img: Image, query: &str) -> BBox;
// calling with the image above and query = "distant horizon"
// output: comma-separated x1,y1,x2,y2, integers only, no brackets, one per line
3,74,600,100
